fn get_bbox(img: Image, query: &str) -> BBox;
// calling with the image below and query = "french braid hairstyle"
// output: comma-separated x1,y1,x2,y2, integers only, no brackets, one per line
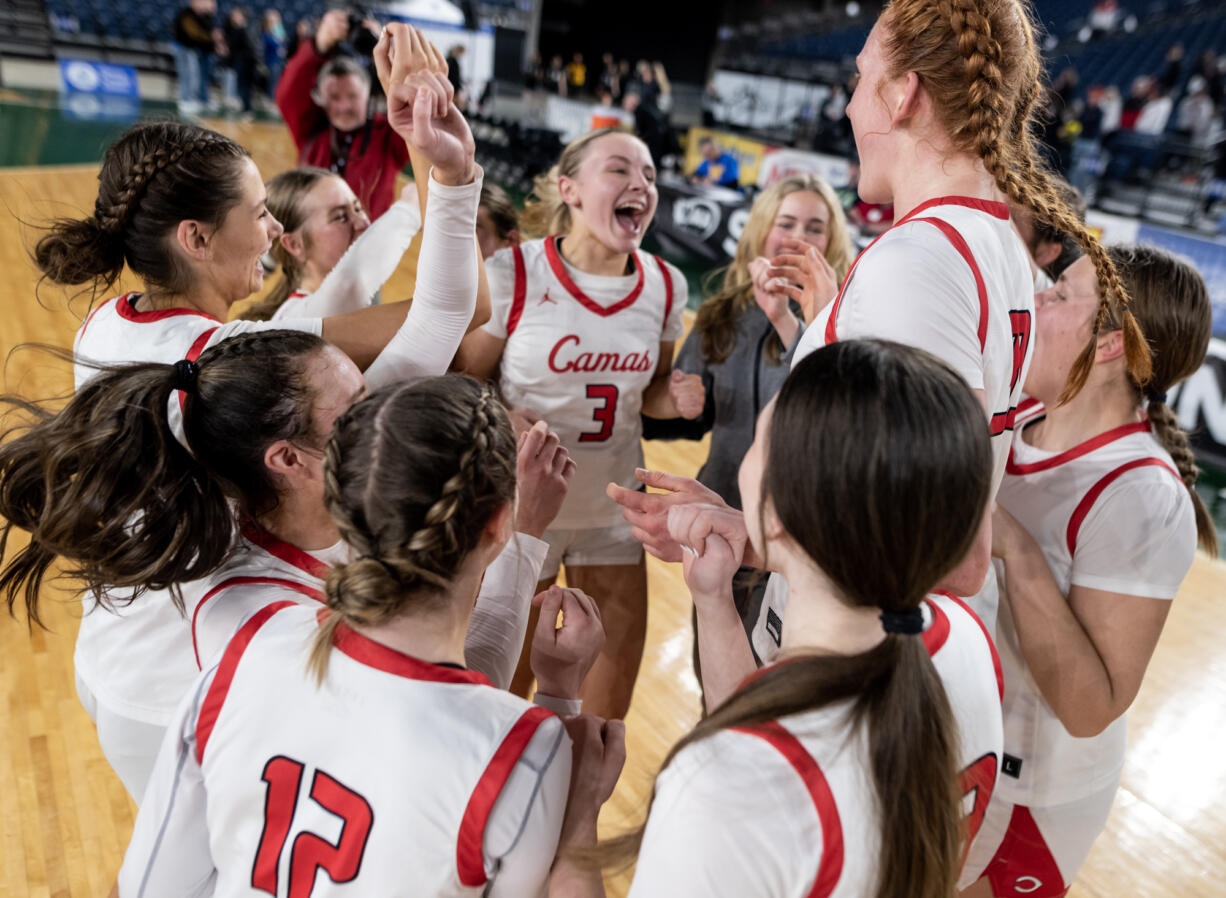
599,341,994,898
34,122,251,298
1106,244,1217,555
0,330,328,625
241,167,335,321
310,375,517,680
881,0,1152,400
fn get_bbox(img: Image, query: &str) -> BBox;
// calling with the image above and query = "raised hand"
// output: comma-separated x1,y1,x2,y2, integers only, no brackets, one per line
530,585,605,701
606,468,730,562
767,237,840,325
374,24,475,185
515,420,575,538
668,368,706,420
667,503,748,604
313,9,350,55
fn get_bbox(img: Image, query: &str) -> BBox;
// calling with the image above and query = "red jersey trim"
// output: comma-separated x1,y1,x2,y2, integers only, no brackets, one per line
544,235,645,317
176,326,218,419
1006,421,1151,476
921,597,952,657
655,254,675,324
456,705,556,887
78,296,116,341
730,721,844,898
934,591,1004,702
240,519,333,581
506,243,528,337
195,600,296,763
331,620,492,686
289,289,309,300
1066,458,1181,556
116,293,221,324
900,195,1010,221
191,576,325,669
910,217,989,353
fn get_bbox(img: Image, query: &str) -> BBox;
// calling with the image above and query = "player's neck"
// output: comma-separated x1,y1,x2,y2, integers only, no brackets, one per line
346,565,483,669
140,284,229,321
776,556,887,659
299,264,325,294
890,151,1003,223
257,496,341,553
1028,377,1139,452
559,230,632,277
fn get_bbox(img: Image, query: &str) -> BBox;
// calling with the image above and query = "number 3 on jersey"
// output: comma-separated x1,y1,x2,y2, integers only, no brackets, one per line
253,756,373,897
580,384,619,443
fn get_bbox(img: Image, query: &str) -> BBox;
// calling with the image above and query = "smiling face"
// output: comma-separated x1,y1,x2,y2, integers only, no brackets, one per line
762,190,832,259
1025,255,1100,403
560,132,658,255
319,72,370,133
206,157,283,304
845,21,898,205
293,176,369,274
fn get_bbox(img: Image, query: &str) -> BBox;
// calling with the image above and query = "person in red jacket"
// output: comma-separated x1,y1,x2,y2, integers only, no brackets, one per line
275,9,408,219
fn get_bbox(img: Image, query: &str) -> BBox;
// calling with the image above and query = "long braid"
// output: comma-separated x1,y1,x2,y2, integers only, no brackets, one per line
1147,399,1218,555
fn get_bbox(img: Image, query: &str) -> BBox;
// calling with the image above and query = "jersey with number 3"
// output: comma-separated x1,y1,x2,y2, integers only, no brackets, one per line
483,237,686,529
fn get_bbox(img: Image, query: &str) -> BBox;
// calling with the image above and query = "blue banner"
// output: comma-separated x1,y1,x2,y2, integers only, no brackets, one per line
1137,224,1226,338
58,59,139,97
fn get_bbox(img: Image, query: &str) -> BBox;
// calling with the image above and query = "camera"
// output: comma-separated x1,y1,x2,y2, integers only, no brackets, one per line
346,9,379,57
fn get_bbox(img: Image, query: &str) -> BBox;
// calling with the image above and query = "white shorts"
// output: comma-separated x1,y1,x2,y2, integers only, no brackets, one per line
539,521,644,579
75,673,167,804
960,781,1118,896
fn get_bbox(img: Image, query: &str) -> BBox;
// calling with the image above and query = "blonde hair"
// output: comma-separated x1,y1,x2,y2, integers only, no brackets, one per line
694,174,853,365
881,0,1151,401
520,128,649,238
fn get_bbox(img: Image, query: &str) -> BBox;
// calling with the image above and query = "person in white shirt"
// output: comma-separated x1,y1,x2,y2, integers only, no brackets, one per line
119,375,625,897
565,340,1003,898
455,127,705,719
2,24,489,802
962,245,1216,898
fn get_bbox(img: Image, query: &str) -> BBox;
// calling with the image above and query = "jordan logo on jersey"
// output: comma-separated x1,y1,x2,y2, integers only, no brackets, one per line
538,289,556,306
547,334,654,374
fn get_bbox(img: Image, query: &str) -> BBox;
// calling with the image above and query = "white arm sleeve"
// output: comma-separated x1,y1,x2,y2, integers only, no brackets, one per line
278,200,423,318
465,533,549,689
483,715,572,898
837,227,984,389
118,672,218,898
363,168,484,389
479,247,518,340
1071,476,1197,599
628,733,819,898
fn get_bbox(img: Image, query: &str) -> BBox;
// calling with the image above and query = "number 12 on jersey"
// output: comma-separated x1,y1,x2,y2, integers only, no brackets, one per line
253,756,373,897
580,384,619,443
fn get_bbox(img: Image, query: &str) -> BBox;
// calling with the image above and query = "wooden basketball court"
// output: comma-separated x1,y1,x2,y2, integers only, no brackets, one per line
1,117,1223,897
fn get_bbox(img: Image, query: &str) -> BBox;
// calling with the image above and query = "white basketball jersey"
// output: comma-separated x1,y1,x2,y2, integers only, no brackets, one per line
483,237,686,529
121,603,570,897
798,196,1035,494
631,593,1003,895
991,402,1196,807
70,294,322,725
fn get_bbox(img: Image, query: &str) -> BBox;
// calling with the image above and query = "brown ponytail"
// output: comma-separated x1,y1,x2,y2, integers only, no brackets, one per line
33,122,250,299
1106,244,1217,555
0,330,329,625
881,0,1152,403
601,341,993,898
310,375,517,680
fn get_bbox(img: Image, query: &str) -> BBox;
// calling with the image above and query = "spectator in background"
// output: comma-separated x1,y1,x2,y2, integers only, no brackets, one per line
261,10,287,98
446,44,466,108
172,0,217,113
1121,75,1152,130
622,91,672,166
636,59,660,108
652,62,672,112
1176,75,1215,144
1160,44,1184,96
546,55,567,96
566,52,587,95
599,52,619,101
692,136,739,188
524,52,543,90
286,17,313,60
1136,83,1174,135
591,88,626,130
275,8,407,219
1196,50,1223,107
221,7,257,115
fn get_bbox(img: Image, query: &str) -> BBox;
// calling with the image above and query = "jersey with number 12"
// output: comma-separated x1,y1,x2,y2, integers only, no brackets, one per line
483,236,686,529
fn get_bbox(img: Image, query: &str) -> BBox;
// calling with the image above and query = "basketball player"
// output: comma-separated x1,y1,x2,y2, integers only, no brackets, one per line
7,25,482,800
584,342,1003,898
119,377,624,896
962,246,1216,898
455,127,705,719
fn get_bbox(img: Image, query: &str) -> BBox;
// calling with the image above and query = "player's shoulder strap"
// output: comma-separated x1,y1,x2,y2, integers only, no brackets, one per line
652,253,676,328
1066,457,1181,555
930,591,1004,702
455,704,557,887
727,721,844,898
505,242,528,338
194,599,298,764
191,576,325,670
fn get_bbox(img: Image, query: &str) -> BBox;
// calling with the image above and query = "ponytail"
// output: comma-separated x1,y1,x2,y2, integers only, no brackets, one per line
1146,399,1217,555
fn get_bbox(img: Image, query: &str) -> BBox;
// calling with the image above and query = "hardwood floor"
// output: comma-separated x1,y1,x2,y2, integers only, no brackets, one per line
1,126,1224,897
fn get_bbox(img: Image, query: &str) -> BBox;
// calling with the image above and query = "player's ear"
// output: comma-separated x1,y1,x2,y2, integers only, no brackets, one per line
264,439,309,480
176,219,215,262
558,174,581,208
481,500,514,554
279,229,306,261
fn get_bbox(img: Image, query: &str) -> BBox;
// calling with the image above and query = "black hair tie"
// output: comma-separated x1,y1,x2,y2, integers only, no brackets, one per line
173,359,200,394
359,554,402,583
1149,390,1168,405
880,607,925,636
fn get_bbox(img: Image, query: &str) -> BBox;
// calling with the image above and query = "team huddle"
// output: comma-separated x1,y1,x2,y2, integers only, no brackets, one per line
0,2,1215,897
